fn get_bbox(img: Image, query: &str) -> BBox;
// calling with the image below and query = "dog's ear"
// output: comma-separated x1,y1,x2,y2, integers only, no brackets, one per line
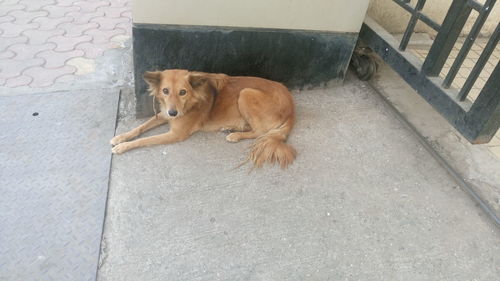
187,72,228,94
144,71,161,85
143,71,161,94
187,72,209,90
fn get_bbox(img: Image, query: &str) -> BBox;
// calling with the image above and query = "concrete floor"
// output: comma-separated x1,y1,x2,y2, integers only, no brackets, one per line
98,77,499,281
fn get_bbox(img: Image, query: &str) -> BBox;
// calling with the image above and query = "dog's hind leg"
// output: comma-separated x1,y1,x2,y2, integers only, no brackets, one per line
110,114,168,145
226,88,281,143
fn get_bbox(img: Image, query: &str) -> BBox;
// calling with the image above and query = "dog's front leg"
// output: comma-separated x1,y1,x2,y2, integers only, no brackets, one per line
111,131,189,154
110,114,168,145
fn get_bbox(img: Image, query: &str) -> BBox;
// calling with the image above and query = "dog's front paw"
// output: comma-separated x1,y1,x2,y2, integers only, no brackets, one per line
111,142,131,154
226,133,241,143
110,134,129,146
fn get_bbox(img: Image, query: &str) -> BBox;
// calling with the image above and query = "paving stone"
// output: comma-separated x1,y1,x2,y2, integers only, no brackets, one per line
56,0,77,7
76,41,118,58
110,34,129,45
0,0,134,90
116,21,131,36
9,42,55,60
0,50,15,59
0,57,44,78
2,0,22,5
0,4,25,17
24,65,76,87
475,77,486,88
9,10,49,25
4,74,32,87
54,73,75,83
36,49,84,68
0,36,28,52
32,16,72,30
90,16,129,30
463,58,476,68
96,5,129,18
483,65,492,75
471,41,484,51
66,10,104,24
84,28,124,44
23,28,64,44
120,10,131,19
0,15,15,23
59,22,98,37
0,22,39,37
42,4,80,18
468,49,481,59
47,34,92,51
454,77,466,88
110,0,127,8
66,56,95,75
74,0,110,13
19,0,56,12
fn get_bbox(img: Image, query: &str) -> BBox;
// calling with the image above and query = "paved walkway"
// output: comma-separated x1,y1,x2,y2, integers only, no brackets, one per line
0,1,130,280
0,0,131,88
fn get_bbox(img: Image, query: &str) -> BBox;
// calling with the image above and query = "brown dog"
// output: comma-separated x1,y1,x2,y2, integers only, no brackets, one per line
110,69,296,168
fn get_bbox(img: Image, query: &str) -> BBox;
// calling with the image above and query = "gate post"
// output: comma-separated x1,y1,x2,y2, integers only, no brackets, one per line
466,61,500,143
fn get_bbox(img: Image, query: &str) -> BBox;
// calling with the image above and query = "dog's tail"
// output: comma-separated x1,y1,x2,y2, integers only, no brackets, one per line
248,116,296,168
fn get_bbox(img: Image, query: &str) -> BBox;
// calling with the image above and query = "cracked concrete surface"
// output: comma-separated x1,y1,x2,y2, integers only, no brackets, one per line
370,63,500,217
98,76,499,281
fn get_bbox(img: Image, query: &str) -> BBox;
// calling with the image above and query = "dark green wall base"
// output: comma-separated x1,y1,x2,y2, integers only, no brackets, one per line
133,23,358,117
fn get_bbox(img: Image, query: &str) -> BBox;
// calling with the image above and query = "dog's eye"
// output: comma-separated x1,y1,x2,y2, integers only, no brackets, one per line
162,88,169,95
179,89,187,96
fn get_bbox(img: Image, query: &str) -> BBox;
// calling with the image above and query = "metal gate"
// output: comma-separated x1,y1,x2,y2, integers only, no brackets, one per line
360,0,499,144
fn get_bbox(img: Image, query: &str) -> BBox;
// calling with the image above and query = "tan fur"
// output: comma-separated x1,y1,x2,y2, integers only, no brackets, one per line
110,69,296,168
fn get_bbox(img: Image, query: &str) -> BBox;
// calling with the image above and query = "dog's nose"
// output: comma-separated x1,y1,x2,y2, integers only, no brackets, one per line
168,109,178,117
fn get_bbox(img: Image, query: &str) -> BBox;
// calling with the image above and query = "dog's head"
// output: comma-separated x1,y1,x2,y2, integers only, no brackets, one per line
144,69,228,119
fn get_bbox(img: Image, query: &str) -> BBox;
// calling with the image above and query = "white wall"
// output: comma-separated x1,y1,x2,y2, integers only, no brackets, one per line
132,0,370,33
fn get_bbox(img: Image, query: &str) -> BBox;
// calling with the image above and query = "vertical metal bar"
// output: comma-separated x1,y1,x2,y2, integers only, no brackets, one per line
443,0,496,88
458,23,500,101
399,0,427,51
466,61,500,143
422,0,472,76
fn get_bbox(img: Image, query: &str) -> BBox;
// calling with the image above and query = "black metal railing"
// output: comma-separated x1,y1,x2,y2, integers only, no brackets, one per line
440,0,495,89
395,0,441,51
459,23,500,100
360,0,500,144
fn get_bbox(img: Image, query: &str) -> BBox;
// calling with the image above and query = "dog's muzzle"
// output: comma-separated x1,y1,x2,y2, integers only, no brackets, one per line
167,109,178,117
